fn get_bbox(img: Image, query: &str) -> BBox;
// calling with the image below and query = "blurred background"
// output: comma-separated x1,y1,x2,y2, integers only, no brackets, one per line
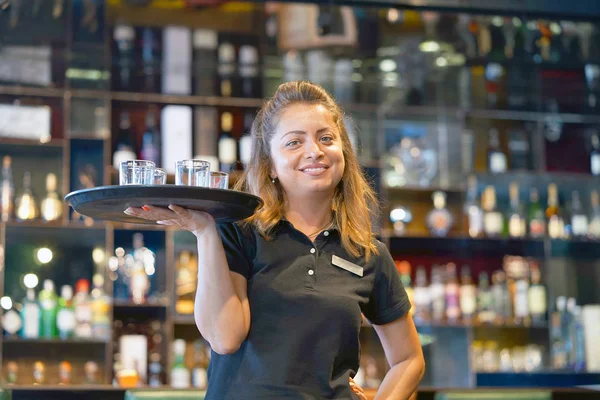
0,0,599,399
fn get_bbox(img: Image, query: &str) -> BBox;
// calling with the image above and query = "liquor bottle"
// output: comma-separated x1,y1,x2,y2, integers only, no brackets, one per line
333,59,355,103
176,250,198,315
57,285,76,340
528,188,546,238
21,289,40,339
395,261,414,316
40,173,62,222
589,190,600,239
113,24,135,91
140,27,160,93
477,271,495,324
464,175,483,238
591,133,600,176
218,112,237,173
528,262,547,325
426,191,453,237
171,339,191,388
570,191,589,239
459,265,477,323
91,274,111,341
6,361,18,385
191,340,208,389
217,42,236,97
84,361,99,384
485,18,507,109
565,297,577,368
39,280,58,339
513,270,530,326
491,270,511,324
148,352,163,387
239,45,260,98
572,306,587,372
507,182,526,238
59,360,72,385
112,111,137,169
74,279,93,338
239,111,254,167
2,300,22,338
482,186,504,238
193,29,218,96
445,263,461,323
546,183,565,239
15,171,39,221
413,265,430,323
487,128,507,174
551,296,568,369
430,265,446,322
140,109,161,166
130,233,150,305
33,361,46,384
508,128,532,171
1,155,15,222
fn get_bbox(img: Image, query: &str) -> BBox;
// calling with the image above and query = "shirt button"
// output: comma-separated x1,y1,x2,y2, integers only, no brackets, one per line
323,231,329,237
308,269,314,276
310,248,316,254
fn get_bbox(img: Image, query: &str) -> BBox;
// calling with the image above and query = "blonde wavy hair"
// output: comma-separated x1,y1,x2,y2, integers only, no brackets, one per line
234,81,379,260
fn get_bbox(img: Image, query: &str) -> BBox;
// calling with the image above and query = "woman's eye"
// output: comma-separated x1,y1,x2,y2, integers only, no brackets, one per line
286,140,300,147
320,136,333,143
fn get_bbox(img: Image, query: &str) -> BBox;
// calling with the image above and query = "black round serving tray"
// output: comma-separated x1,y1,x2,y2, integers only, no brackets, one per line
65,185,263,224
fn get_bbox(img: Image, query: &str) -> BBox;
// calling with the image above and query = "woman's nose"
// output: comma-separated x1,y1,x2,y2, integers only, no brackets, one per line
304,140,323,158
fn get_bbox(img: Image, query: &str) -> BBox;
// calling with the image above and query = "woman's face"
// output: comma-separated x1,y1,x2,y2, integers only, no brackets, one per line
269,103,345,200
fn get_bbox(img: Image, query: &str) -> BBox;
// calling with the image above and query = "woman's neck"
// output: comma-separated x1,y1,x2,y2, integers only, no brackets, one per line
284,199,333,235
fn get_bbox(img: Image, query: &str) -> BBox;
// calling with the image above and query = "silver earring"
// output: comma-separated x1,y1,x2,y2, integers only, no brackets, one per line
271,178,276,183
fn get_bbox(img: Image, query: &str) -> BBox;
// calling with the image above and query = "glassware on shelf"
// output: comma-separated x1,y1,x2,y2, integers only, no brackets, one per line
589,190,600,239
6,361,18,385
15,171,39,221
1,155,15,222
426,191,453,237
482,341,500,372
383,137,437,188
389,205,412,236
40,172,63,221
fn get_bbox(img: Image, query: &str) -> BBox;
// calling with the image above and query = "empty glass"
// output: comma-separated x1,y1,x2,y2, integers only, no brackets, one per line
209,171,229,189
119,160,155,185
154,168,167,185
175,160,210,187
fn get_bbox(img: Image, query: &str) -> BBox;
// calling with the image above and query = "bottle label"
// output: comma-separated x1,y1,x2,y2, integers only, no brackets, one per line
572,215,589,236
484,212,503,235
514,280,529,317
509,216,526,238
171,369,191,388
591,154,600,176
548,217,564,238
490,153,507,173
529,219,546,237
468,207,484,237
460,285,477,314
40,299,56,311
75,304,93,323
57,309,76,333
528,286,547,315
23,304,40,338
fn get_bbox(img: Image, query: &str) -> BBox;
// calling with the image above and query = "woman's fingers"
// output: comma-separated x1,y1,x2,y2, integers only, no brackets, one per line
349,377,368,400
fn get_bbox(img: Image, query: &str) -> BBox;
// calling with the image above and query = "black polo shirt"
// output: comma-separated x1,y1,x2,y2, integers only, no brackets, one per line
206,220,410,399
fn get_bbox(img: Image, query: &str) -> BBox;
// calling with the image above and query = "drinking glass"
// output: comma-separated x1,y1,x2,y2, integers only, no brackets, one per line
208,171,229,189
119,160,155,185
175,160,210,187
153,168,167,185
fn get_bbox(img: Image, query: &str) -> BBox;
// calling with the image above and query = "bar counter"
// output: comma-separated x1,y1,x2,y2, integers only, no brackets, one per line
1,386,599,400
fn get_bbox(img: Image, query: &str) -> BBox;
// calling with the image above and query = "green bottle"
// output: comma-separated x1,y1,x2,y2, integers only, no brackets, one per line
39,280,58,338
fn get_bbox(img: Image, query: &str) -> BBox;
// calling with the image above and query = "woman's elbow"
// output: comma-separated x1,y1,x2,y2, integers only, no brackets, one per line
211,338,243,355
415,353,426,381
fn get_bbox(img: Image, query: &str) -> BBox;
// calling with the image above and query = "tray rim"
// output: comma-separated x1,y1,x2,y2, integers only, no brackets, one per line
64,185,263,207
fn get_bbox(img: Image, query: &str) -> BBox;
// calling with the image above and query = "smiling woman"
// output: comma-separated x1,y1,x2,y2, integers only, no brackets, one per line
125,81,424,400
